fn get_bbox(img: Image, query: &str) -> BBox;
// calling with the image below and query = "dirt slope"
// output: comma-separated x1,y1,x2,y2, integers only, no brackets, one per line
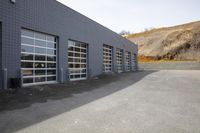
128,21,200,61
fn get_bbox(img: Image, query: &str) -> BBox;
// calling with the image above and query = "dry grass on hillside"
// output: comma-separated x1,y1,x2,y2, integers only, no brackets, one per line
128,21,200,61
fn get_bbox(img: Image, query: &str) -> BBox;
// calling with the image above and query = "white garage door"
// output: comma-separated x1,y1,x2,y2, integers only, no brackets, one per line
132,53,137,71
116,48,123,73
21,29,57,86
125,51,131,71
103,44,113,72
68,40,87,81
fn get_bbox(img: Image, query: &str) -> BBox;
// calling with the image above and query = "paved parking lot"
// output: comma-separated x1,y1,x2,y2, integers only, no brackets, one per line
0,70,200,133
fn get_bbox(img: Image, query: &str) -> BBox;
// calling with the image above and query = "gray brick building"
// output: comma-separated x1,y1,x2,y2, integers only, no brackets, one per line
0,0,137,88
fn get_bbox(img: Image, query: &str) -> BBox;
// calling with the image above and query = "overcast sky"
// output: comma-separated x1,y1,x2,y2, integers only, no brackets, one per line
57,0,200,33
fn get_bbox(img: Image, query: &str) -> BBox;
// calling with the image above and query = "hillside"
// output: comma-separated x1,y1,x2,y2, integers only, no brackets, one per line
128,21,200,61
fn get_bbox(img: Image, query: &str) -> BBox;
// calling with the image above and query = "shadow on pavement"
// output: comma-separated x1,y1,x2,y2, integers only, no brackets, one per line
0,70,157,133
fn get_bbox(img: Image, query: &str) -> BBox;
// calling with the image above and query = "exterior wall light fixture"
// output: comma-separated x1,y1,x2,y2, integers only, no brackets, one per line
10,0,16,4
